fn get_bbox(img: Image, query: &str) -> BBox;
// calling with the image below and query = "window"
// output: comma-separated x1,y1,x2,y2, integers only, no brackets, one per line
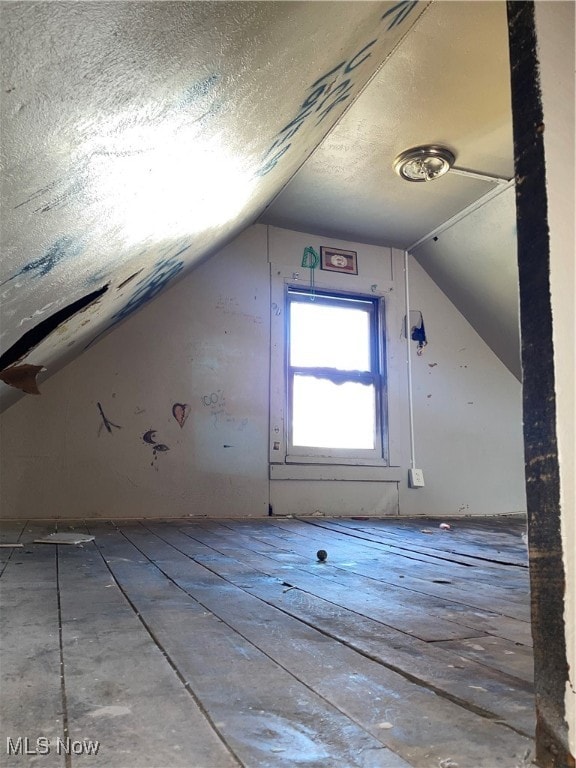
287,287,386,461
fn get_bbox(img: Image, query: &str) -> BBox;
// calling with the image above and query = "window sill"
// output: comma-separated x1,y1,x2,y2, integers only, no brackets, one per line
270,464,402,482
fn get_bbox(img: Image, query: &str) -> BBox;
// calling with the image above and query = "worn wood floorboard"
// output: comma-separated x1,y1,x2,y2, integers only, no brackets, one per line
159,521,534,735
0,525,65,768
280,518,530,588
182,519,532,663
211,518,529,598
58,526,241,768
94,523,407,768
0,521,27,569
317,518,529,570
212,520,532,645
0,518,534,768
132,522,532,767
257,517,529,604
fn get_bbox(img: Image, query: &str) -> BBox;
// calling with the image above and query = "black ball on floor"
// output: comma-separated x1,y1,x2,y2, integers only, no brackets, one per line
316,549,328,562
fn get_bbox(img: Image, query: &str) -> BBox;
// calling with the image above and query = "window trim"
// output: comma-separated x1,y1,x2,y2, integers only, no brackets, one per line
285,285,388,463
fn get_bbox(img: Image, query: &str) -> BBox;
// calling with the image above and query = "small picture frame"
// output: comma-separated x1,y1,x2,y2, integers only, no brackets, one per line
320,246,358,275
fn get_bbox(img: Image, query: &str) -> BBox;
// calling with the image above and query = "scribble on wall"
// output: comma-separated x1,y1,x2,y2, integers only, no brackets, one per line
172,403,191,428
1,236,84,288
84,250,188,351
381,0,419,29
202,391,224,408
15,160,91,214
201,389,248,432
255,2,421,177
176,73,220,109
215,295,263,325
112,254,186,325
97,402,122,435
117,270,144,290
142,429,170,468
143,429,158,444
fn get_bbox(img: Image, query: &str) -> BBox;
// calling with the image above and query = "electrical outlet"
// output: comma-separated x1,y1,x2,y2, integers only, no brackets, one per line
409,468,425,488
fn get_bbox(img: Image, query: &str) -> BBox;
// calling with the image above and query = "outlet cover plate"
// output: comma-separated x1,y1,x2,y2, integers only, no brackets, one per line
409,468,425,488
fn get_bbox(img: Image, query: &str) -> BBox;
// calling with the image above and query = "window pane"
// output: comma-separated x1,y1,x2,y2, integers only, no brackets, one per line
292,374,375,449
290,301,371,370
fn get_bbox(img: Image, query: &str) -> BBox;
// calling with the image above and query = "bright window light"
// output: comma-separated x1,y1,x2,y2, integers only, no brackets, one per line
287,289,381,456
292,375,376,449
290,303,371,370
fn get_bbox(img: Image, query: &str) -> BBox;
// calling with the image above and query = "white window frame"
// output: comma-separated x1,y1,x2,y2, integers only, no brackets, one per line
286,286,386,461
269,267,391,467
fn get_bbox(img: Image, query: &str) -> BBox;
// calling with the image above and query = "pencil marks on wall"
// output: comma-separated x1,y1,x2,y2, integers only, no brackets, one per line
201,389,248,432
215,295,263,325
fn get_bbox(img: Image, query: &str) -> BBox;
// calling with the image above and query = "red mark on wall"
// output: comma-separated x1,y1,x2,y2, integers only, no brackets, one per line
172,402,190,428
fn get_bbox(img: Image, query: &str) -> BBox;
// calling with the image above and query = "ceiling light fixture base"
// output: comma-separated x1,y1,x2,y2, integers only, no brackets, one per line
393,145,456,182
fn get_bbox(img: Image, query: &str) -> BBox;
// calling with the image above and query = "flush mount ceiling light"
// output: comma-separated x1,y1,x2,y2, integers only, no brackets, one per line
393,145,456,182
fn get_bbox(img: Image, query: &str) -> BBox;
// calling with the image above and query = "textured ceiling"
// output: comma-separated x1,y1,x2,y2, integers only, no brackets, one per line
261,0,521,377
261,1,514,248
0,0,430,409
1,0,522,412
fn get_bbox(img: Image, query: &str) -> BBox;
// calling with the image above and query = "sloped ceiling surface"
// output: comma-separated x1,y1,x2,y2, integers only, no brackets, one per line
1,0,522,412
262,0,521,377
0,0,430,409
262,0,514,248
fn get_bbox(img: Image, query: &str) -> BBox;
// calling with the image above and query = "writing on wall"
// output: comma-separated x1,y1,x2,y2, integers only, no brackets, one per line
113,253,186,325
84,246,188,350
215,295,263,325
201,389,248,432
255,0,420,177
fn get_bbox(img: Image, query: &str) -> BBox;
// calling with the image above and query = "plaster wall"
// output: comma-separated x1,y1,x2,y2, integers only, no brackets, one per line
0,225,526,522
399,255,526,517
412,186,521,380
0,225,271,519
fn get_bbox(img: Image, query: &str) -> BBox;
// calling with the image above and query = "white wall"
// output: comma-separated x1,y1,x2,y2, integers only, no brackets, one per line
401,255,526,517
0,224,526,520
0,225,271,519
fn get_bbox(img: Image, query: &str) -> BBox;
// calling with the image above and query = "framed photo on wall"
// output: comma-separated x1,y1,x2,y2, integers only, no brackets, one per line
320,246,358,275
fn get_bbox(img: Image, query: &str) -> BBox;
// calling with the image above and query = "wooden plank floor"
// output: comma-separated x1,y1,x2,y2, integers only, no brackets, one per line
0,517,535,768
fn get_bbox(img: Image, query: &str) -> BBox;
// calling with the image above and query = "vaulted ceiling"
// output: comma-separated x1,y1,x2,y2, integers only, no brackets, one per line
0,1,520,411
